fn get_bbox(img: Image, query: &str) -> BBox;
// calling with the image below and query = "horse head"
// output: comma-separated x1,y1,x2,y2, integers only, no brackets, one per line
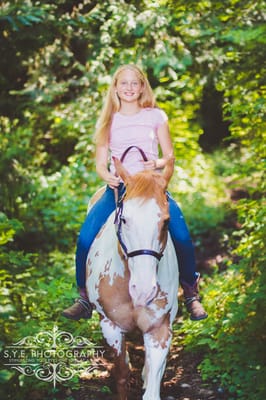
113,157,174,308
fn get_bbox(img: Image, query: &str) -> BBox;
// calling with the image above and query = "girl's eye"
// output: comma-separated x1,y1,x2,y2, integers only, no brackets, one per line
119,81,140,86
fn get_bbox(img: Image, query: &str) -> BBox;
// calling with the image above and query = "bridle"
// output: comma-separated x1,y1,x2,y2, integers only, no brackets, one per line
115,199,164,261
114,146,165,262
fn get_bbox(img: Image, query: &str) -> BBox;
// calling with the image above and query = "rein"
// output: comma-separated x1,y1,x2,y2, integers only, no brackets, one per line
114,146,164,262
120,145,148,163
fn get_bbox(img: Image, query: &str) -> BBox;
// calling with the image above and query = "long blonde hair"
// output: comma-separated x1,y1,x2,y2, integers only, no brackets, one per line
94,64,156,146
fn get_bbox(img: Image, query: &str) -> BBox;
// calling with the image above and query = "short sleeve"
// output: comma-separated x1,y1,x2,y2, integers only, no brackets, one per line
154,108,168,128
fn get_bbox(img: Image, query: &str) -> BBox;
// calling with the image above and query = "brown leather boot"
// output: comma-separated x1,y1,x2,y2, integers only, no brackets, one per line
62,298,93,320
181,274,208,321
62,287,93,320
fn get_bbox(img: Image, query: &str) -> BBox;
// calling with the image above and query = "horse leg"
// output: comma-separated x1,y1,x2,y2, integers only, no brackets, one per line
113,333,129,400
142,323,172,400
100,318,129,400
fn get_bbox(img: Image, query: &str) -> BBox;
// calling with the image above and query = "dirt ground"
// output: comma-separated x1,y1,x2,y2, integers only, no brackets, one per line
72,319,226,400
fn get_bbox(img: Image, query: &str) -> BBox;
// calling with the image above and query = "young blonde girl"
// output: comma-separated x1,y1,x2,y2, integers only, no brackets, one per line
62,64,208,321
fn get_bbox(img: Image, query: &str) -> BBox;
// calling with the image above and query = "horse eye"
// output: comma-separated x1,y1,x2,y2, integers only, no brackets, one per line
121,217,126,224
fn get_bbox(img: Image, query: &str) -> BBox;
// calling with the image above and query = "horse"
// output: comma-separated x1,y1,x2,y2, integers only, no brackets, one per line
86,156,179,400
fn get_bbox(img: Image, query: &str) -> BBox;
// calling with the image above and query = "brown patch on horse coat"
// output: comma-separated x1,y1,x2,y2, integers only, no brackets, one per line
153,289,168,310
98,269,136,331
133,307,161,333
132,288,169,334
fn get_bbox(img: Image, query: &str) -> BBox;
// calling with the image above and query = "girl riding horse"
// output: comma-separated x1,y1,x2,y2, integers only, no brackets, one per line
62,64,208,322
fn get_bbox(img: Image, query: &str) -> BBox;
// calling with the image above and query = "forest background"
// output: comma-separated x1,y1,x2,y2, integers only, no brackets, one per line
0,1,265,399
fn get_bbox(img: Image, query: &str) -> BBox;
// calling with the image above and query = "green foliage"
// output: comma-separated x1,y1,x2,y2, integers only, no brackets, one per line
0,213,23,245
177,261,266,399
0,117,37,216
176,148,265,399
171,151,228,236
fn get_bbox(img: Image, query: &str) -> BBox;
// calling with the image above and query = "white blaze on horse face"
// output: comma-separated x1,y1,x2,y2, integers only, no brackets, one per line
121,198,163,307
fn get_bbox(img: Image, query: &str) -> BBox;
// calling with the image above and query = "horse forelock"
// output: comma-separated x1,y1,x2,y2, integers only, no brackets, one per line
125,170,168,210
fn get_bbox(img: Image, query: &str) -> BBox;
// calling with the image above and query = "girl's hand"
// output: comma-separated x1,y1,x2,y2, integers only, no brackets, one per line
105,173,120,189
143,159,157,170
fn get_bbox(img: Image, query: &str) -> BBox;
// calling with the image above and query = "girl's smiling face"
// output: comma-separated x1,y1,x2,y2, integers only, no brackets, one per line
115,69,143,104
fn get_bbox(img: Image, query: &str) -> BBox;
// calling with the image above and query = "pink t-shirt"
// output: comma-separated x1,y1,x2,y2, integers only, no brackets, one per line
109,107,168,175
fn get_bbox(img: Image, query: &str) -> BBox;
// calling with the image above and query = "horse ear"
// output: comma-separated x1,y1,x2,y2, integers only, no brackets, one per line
162,157,175,188
113,157,132,185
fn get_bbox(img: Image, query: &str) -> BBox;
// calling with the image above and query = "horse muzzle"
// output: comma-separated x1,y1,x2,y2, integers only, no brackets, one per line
129,282,158,307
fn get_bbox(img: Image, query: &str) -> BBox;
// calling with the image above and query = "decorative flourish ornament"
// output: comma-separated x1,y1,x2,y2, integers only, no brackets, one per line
2,325,105,387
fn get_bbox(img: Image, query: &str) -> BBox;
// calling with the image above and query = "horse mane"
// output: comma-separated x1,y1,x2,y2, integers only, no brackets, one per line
124,170,167,208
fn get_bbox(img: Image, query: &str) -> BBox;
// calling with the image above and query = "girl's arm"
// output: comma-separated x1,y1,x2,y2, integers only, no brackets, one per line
157,121,174,168
143,121,174,173
96,143,120,189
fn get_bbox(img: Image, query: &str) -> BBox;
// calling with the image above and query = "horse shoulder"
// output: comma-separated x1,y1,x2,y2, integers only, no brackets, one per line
86,212,125,307
158,235,178,285
157,235,179,321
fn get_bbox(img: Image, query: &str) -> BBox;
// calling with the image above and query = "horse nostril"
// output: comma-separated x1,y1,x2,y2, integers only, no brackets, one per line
146,285,158,305
130,284,137,297
129,283,158,306
152,284,158,297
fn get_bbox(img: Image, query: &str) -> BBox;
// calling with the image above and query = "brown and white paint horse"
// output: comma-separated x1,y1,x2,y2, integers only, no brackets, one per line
86,157,179,400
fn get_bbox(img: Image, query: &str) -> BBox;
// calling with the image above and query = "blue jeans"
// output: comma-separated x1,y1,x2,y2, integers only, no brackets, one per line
76,184,197,288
